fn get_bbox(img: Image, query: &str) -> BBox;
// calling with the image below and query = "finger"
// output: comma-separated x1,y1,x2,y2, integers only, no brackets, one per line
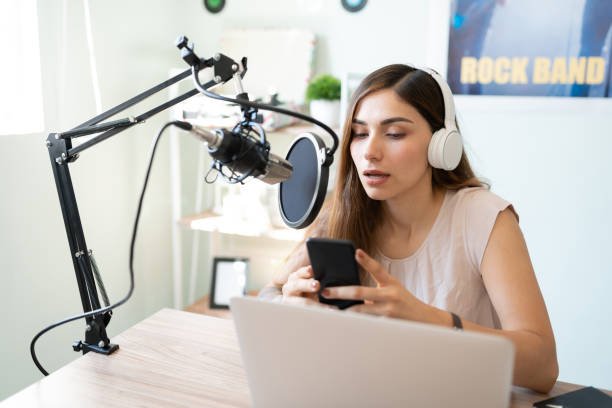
321,285,390,302
355,249,392,285
283,279,318,296
292,265,313,279
283,278,319,297
288,266,313,282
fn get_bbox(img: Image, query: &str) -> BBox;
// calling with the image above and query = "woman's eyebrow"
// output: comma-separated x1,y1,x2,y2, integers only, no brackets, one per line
380,117,414,125
352,117,414,125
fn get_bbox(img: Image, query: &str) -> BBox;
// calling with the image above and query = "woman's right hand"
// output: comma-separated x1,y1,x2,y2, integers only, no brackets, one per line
281,265,320,302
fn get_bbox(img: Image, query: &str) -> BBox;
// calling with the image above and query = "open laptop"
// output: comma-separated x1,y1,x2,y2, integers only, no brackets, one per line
230,297,515,408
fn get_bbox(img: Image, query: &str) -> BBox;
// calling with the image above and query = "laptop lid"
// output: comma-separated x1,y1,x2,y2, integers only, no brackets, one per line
230,296,514,408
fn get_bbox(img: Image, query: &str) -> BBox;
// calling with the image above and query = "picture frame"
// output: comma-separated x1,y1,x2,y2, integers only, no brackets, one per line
209,257,249,309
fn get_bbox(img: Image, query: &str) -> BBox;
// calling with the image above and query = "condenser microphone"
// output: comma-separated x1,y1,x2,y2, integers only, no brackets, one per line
175,122,332,230
187,65,338,230
176,121,292,185
176,121,333,229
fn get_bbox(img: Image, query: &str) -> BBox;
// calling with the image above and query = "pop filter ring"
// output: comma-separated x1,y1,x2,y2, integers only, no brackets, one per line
279,132,329,229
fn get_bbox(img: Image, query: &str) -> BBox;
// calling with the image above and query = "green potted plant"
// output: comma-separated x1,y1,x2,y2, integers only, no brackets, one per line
306,74,341,128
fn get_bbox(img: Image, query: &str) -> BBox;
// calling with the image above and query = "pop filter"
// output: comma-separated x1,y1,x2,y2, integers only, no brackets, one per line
279,132,330,229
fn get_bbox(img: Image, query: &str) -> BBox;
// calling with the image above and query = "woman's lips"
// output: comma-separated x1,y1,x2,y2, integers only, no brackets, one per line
363,170,390,186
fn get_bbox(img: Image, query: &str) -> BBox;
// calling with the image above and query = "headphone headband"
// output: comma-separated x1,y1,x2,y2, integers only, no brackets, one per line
420,68,457,132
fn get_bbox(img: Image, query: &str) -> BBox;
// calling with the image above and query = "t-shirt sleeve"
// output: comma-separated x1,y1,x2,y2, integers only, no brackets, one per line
462,189,516,271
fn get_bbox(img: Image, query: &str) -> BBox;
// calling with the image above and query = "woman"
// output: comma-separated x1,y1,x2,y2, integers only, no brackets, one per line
260,64,558,393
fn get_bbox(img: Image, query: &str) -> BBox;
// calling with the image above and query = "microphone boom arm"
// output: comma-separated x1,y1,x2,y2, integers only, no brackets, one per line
45,37,239,358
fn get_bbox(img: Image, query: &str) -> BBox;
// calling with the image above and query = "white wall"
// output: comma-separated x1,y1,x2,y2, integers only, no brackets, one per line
1,0,610,401
459,98,612,389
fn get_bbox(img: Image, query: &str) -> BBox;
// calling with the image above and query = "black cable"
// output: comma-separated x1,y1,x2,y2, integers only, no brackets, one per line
190,66,340,162
30,121,182,376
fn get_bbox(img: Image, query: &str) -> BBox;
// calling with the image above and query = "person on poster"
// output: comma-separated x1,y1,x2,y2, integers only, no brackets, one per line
447,0,506,95
571,0,612,97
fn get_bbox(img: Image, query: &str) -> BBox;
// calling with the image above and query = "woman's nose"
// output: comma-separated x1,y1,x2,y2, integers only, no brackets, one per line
364,134,383,161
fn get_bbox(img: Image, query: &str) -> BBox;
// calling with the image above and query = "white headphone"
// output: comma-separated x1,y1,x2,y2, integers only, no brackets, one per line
421,68,463,171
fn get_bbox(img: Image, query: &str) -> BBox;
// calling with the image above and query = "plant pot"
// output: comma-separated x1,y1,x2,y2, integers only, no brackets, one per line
309,99,340,128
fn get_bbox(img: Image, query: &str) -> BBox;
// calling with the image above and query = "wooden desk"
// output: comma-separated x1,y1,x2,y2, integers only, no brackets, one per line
1,308,608,407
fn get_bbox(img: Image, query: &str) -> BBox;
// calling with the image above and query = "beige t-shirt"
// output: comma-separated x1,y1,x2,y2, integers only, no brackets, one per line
370,187,513,329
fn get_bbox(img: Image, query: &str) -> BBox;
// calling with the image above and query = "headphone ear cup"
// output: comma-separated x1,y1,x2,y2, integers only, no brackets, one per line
428,128,463,171
442,129,463,170
428,128,447,169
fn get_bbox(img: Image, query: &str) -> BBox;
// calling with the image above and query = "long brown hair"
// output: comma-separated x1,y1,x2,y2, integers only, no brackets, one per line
322,64,484,254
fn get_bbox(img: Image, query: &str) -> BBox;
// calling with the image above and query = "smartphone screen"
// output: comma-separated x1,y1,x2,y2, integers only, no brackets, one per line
306,238,364,310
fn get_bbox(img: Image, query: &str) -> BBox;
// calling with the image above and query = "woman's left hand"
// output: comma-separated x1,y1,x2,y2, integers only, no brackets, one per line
321,249,429,322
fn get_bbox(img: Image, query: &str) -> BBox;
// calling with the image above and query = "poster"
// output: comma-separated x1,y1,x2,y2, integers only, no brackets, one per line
447,0,612,97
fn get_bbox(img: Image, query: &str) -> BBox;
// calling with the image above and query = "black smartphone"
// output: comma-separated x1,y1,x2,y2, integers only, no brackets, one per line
306,238,364,310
